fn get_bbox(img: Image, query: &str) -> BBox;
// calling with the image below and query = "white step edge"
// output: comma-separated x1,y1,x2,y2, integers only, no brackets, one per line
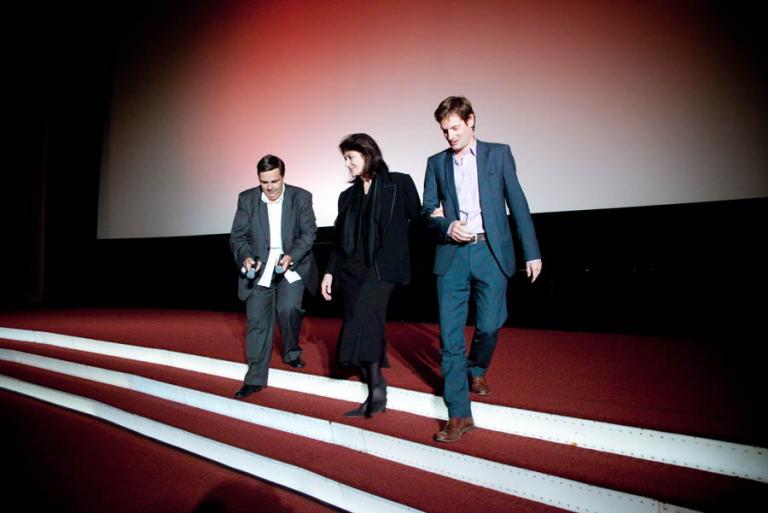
2,326,767,483
1,348,701,513
0,373,422,513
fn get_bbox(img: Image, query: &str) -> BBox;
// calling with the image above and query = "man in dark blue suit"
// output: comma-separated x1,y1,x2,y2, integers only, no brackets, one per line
422,96,542,442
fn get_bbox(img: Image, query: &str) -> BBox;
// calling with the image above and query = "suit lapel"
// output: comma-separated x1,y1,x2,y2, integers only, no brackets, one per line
378,175,397,226
281,187,293,249
443,151,460,220
476,140,490,213
256,190,269,248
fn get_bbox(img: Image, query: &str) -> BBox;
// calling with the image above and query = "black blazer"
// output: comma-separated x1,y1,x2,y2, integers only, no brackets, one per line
230,184,318,300
326,172,421,284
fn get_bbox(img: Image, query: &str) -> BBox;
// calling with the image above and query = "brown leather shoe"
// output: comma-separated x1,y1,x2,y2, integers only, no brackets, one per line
434,417,476,443
469,375,490,396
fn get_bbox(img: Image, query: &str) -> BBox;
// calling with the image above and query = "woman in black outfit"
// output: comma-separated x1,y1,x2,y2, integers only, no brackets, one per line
321,133,421,417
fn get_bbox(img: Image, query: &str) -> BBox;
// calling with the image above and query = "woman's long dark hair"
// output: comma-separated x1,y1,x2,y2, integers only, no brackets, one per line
339,133,389,180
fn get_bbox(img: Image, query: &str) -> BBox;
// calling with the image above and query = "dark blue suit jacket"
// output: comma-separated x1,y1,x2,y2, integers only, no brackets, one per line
421,140,540,277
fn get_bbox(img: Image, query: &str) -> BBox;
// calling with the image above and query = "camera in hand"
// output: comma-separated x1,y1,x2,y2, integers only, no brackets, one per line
241,259,262,280
275,254,286,274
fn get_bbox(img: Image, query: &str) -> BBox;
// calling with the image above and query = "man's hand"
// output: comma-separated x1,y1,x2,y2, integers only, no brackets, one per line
244,257,262,273
279,254,293,269
321,273,333,301
448,220,475,243
526,259,542,283
431,205,444,218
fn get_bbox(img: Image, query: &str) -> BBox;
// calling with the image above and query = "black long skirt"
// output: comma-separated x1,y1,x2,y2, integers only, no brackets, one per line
336,252,394,368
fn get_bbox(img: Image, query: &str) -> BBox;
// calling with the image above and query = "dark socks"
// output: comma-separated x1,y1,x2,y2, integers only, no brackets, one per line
366,362,387,416
343,363,387,417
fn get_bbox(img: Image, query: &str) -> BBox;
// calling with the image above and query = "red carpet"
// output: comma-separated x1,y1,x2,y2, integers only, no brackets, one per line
2,391,339,513
1,308,763,444
1,308,766,512
0,361,566,513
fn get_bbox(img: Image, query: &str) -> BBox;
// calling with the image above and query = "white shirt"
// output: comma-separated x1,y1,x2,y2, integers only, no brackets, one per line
258,188,301,286
262,189,284,252
453,139,485,234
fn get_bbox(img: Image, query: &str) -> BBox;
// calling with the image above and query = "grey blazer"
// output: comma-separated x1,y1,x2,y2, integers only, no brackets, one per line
230,184,318,300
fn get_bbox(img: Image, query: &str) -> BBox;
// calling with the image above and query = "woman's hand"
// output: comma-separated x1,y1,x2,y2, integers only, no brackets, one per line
321,273,333,301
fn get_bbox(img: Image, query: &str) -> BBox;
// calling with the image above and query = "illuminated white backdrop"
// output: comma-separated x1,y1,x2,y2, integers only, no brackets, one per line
98,0,768,238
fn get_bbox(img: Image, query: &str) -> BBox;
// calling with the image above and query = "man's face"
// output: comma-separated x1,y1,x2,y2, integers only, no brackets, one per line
259,169,284,202
440,113,475,155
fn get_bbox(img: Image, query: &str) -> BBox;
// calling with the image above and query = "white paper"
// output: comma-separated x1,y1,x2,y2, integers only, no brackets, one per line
257,249,281,287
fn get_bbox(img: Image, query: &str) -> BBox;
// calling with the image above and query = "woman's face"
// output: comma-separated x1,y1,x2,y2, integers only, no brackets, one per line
343,150,366,178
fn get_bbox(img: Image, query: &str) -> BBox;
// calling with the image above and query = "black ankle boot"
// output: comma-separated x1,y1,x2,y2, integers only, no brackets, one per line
366,384,387,417
343,399,370,417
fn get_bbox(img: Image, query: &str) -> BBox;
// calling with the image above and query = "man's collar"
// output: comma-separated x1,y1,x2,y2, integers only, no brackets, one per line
261,187,285,205
452,138,477,164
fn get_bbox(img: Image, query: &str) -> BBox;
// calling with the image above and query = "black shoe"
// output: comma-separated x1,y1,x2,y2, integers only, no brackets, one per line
234,384,262,398
366,397,387,417
366,384,387,418
287,357,305,368
343,399,369,417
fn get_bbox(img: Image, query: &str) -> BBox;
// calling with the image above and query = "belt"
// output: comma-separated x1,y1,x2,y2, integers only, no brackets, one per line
468,232,486,244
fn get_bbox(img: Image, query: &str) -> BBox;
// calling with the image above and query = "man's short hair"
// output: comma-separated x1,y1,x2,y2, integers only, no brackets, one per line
256,154,285,176
434,96,475,124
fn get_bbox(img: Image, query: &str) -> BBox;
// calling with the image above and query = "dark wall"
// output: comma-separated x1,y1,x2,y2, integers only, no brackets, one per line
4,5,110,310
3,2,198,310
517,199,767,338
9,196,764,341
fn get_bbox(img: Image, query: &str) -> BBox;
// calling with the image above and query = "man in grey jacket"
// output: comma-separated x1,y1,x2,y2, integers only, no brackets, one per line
230,154,318,397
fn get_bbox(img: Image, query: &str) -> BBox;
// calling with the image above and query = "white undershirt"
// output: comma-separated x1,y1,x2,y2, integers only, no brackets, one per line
258,188,300,287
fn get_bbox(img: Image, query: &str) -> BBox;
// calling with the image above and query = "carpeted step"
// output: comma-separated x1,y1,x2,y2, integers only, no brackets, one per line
0,360,569,513
2,339,765,512
2,390,343,513
0,309,762,446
